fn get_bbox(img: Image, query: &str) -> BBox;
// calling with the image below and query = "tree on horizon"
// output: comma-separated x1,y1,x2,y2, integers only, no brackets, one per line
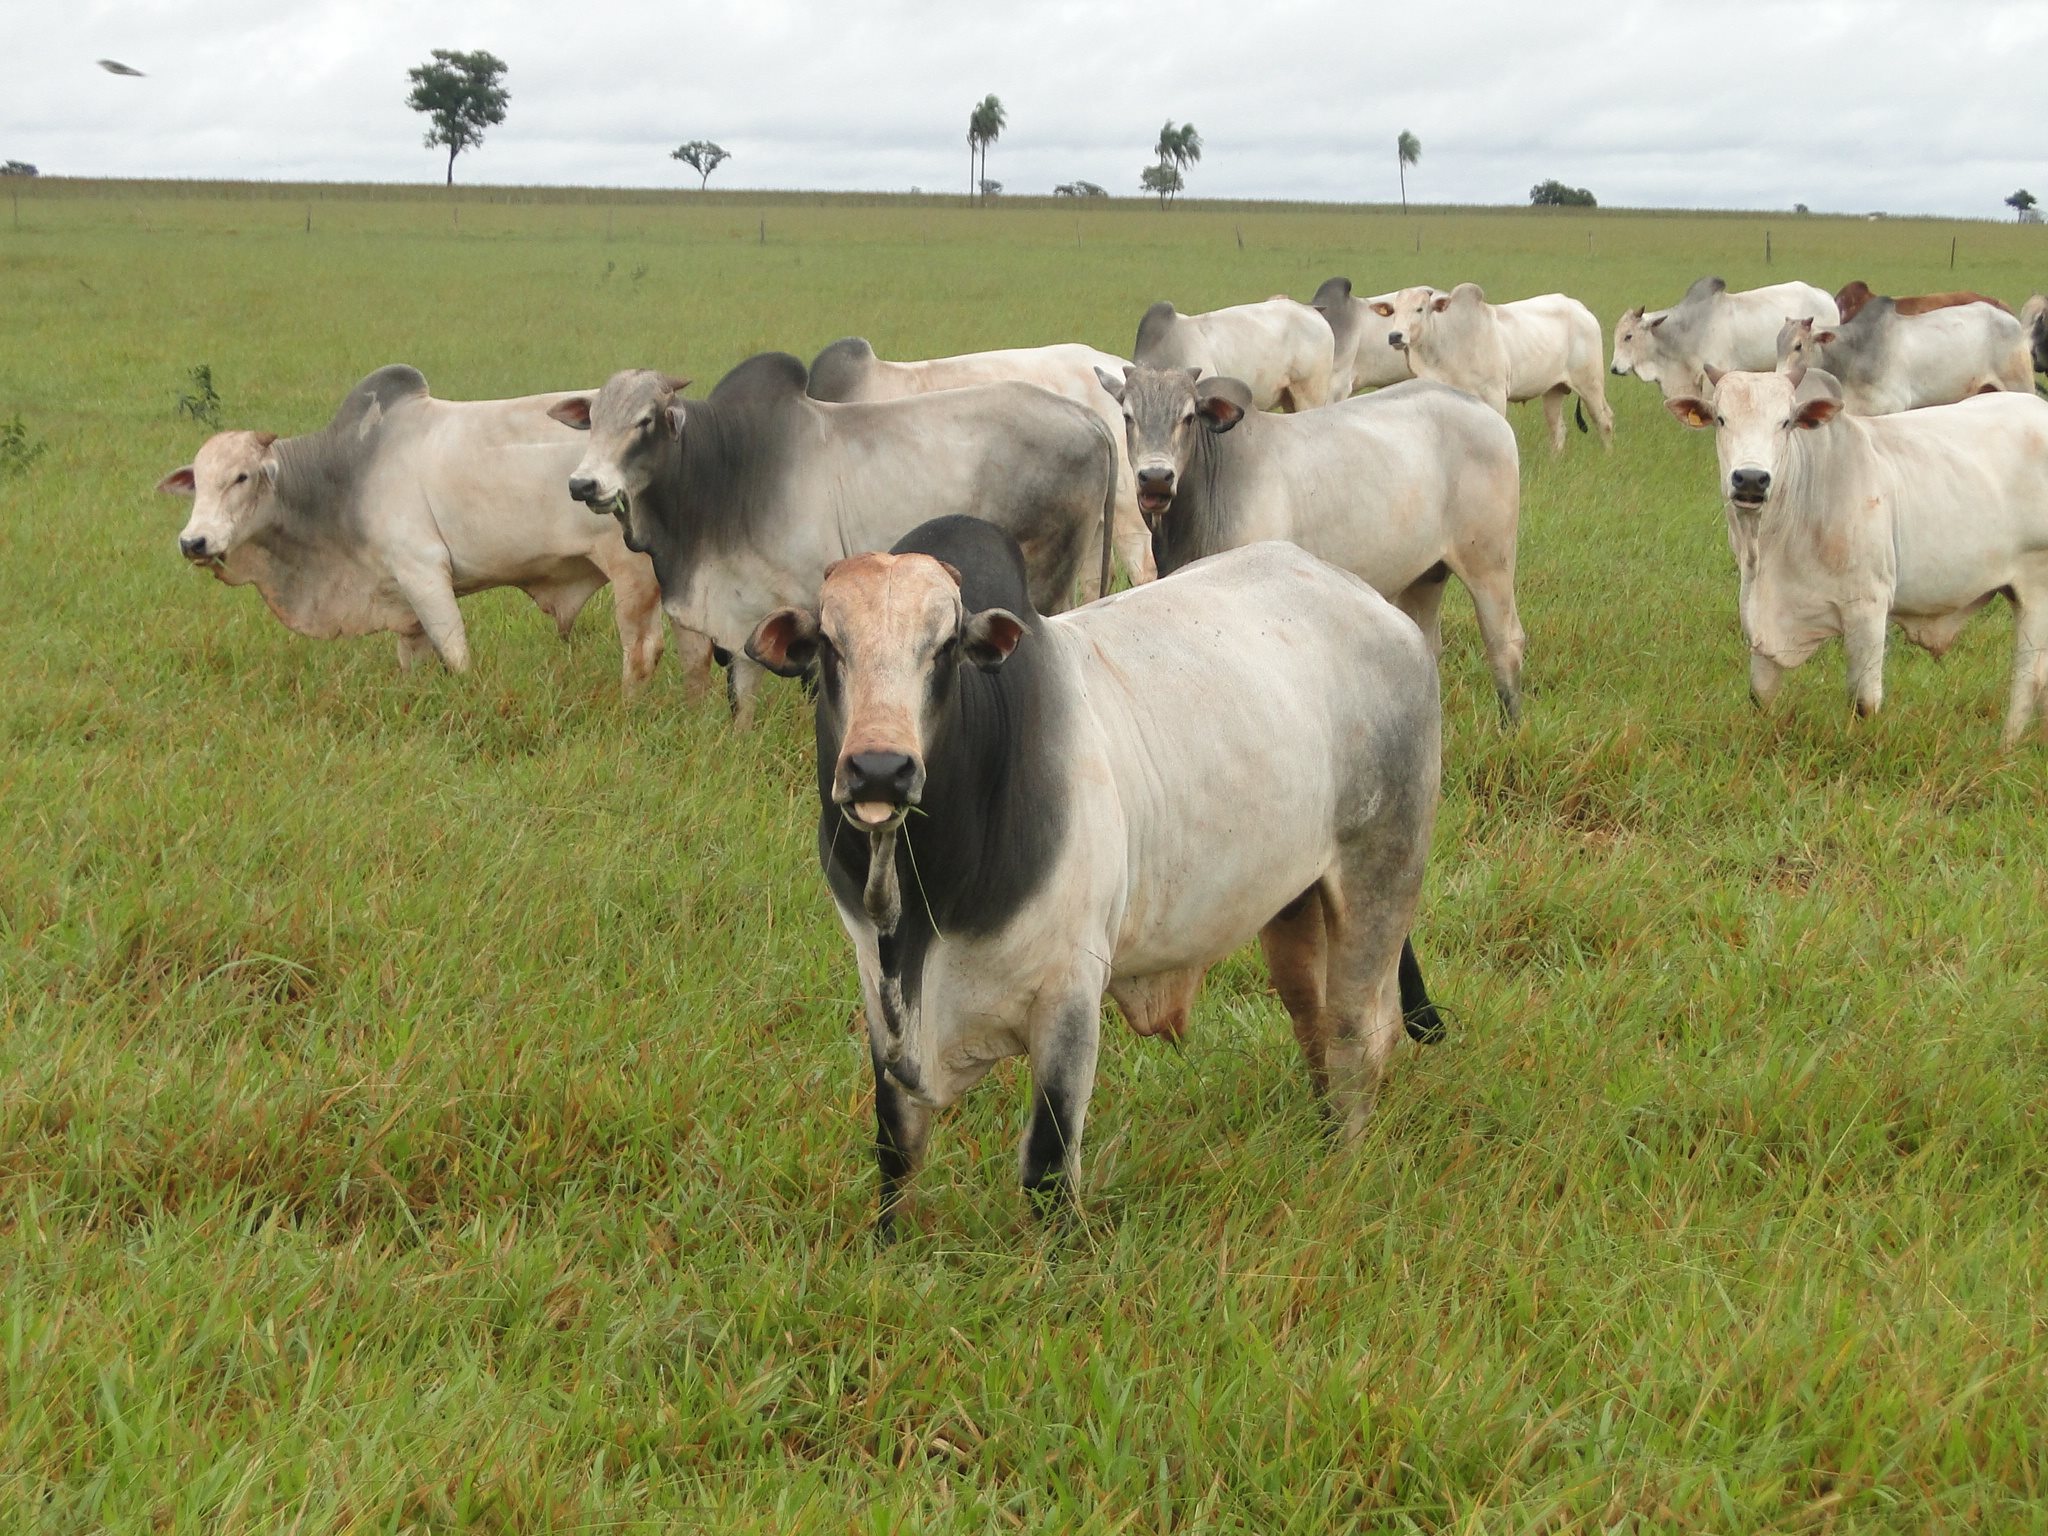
1397,130,1420,211
672,141,730,192
2006,189,2037,220
1150,121,1202,209
968,95,1006,206
405,50,509,186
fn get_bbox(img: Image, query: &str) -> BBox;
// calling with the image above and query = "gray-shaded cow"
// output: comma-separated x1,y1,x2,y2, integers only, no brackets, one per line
1667,367,2048,746
1310,276,1418,397
158,365,702,693
1098,364,1525,719
745,516,1442,1231
1387,283,1616,452
1775,302,2032,415
1132,297,1336,411
550,354,1119,724
1610,276,1838,400
807,336,1154,583
2021,294,2048,378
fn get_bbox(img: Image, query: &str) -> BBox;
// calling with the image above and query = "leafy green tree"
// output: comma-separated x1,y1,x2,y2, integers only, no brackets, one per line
1530,178,1597,208
405,49,510,186
2006,189,2037,220
1397,130,1420,211
1,160,37,177
1149,121,1201,208
671,141,730,191
1140,162,1183,209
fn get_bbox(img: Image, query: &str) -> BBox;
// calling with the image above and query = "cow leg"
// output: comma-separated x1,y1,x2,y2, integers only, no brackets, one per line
1541,387,1569,454
1019,993,1103,1219
392,557,469,672
1260,888,1331,1098
1394,565,1451,657
1749,650,1787,710
395,629,436,671
1841,601,1890,719
1579,372,1617,447
726,653,766,729
1460,568,1526,723
1318,875,1415,1141
2001,590,2048,748
669,620,717,702
872,1043,933,1245
583,549,666,695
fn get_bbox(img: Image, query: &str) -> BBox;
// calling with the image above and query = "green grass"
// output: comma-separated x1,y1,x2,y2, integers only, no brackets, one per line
2,181,2045,1533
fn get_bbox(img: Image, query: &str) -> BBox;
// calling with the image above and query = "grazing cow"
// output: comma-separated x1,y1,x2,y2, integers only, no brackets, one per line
550,355,1119,724
1132,297,1336,411
1611,277,1838,399
807,336,1154,583
1310,276,1418,396
1387,283,1615,452
157,365,704,693
746,515,1442,1231
1098,364,1526,719
2020,294,2048,378
1774,302,2031,415
1833,280,2010,324
1666,367,2048,746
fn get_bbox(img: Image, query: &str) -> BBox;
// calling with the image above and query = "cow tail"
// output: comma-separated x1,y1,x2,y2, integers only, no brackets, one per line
1089,413,1118,599
1574,397,1589,434
1399,937,1445,1043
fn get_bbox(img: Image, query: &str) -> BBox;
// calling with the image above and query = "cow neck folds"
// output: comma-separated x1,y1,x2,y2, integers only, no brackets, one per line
226,429,384,632
654,394,796,588
1756,414,1870,554
1150,416,1238,576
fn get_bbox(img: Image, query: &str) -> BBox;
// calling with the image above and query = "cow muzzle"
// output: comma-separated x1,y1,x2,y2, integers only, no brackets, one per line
178,533,216,563
1728,467,1771,509
1387,331,1408,350
1135,464,1176,517
568,474,624,516
836,750,924,830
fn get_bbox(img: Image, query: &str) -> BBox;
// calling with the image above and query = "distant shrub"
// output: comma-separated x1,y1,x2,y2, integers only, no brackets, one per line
1530,178,1597,208
1054,180,1107,198
1,160,36,177
175,364,223,428
0,415,46,474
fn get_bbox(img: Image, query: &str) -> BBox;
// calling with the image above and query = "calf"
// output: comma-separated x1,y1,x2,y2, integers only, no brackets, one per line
1388,283,1615,452
1098,364,1526,720
1666,367,2048,745
747,517,1442,1232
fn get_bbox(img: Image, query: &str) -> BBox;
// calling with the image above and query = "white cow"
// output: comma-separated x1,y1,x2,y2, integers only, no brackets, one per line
158,365,707,694
1310,277,1419,397
1132,297,1337,411
1666,366,2048,746
1388,283,1615,452
1775,304,2033,415
745,516,1442,1230
1611,276,1838,399
808,337,1154,583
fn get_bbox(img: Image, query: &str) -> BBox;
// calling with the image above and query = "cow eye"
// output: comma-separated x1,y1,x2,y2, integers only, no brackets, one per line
233,472,249,485
637,415,655,432
1715,416,1724,427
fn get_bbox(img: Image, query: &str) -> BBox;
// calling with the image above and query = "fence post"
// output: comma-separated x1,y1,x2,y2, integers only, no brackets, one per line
1950,236,1957,269
1765,228,1772,265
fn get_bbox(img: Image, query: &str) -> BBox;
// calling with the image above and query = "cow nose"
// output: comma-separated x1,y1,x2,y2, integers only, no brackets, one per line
844,751,920,805
1610,364,1624,375
1730,468,1771,500
1137,466,1173,490
179,534,209,560
567,474,599,503
1387,331,1405,348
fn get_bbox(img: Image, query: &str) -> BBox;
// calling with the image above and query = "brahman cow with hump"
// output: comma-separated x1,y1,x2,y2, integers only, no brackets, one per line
746,515,1442,1232
157,365,704,693
1666,366,2048,746
550,353,1119,724
1832,280,2010,324
1310,276,1418,397
1385,283,1615,453
1775,302,2032,415
1132,296,1336,411
1097,363,1526,720
806,336,1154,583
1611,276,1838,400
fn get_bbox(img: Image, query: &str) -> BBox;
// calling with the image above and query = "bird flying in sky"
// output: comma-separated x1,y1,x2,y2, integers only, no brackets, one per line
96,59,146,77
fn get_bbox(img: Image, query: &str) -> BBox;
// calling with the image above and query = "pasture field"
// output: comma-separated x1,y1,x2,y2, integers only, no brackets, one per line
2,181,2046,1532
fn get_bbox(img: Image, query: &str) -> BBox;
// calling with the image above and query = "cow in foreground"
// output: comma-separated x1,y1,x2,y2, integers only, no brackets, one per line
747,516,1442,1232
1310,276,1418,397
1666,367,2048,746
807,336,1155,583
1132,297,1336,411
1386,283,1615,452
551,355,1119,724
158,365,703,693
1774,303,2031,414
1611,277,1838,399
1098,363,1526,720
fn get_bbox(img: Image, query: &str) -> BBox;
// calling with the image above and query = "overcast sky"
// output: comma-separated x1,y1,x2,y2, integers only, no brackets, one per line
6,1,2044,217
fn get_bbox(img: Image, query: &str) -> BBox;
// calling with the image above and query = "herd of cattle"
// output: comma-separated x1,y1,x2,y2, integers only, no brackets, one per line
157,271,2048,1230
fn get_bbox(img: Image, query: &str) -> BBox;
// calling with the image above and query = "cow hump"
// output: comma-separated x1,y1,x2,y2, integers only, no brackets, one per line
329,365,430,441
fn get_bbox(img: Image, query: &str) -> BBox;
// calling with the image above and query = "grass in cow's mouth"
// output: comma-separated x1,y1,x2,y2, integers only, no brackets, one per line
4,179,2043,1535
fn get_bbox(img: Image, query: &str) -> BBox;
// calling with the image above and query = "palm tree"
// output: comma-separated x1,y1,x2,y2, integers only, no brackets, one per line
1152,121,1202,206
968,95,1006,206
1397,131,1420,212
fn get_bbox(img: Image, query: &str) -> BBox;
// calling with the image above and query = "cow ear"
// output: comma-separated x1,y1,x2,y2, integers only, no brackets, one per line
548,397,593,431
665,402,687,438
260,456,280,488
1793,397,1841,430
1093,366,1127,403
745,607,821,677
1194,377,1253,433
1815,331,1837,346
1431,295,1451,313
1665,398,1714,430
962,608,1026,671
933,559,964,588
1648,314,1666,331
1703,363,1726,387
157,465,196,497
1369,301,1395,317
